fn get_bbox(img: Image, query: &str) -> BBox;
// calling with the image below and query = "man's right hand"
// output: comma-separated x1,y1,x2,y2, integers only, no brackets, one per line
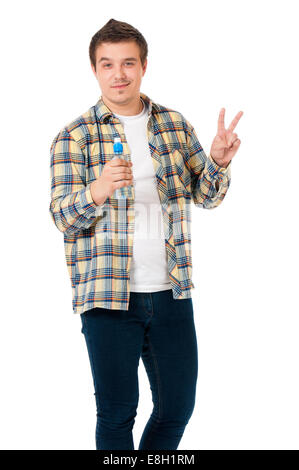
90,158,134,205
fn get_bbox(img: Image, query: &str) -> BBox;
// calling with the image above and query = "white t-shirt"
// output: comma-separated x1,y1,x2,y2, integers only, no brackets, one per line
114,99,172,292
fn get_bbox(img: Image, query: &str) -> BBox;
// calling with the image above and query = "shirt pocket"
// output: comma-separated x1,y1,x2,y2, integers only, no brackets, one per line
168,148,192,197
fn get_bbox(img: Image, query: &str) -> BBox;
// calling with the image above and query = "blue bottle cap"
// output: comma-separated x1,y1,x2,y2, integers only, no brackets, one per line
113,137,123,154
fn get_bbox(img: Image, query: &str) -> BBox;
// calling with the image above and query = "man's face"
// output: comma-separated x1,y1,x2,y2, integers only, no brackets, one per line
91,41,147,107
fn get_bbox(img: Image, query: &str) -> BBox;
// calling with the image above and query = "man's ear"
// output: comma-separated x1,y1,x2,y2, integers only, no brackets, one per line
142,58,148,76
91,63,97,77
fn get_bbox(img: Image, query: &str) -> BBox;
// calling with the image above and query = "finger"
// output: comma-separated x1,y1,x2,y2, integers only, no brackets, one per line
229,139,241,151
212,134,227,151
217,108,226,133
227,132,238,147
227,111,243,133
111,167,132,174
114,173,133,180
112,172,133,182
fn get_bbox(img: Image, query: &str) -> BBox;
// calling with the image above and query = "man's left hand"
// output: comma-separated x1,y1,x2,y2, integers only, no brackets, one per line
210,108,244,168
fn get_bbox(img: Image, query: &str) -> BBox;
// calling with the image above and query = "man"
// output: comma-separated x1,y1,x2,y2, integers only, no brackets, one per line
49,18,243,451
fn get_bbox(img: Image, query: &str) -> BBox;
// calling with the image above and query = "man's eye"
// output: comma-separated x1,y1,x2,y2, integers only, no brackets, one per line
103,62,134,67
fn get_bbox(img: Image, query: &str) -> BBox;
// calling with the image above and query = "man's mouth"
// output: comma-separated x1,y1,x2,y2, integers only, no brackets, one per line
111,83,130,88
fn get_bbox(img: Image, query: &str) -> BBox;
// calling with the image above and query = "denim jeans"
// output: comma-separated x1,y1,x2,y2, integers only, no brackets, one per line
80,288,198,450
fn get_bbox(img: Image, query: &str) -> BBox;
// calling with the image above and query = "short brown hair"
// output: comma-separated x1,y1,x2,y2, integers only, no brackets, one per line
89,19,148,71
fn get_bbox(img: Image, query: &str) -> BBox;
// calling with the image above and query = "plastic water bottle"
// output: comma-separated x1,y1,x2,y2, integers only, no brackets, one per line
112,137,133,199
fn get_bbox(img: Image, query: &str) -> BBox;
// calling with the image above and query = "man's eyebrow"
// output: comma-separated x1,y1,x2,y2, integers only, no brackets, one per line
98,57,138,63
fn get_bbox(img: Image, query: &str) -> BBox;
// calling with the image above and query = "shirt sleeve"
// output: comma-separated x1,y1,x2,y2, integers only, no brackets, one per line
49,127,99,235
185,121,232,209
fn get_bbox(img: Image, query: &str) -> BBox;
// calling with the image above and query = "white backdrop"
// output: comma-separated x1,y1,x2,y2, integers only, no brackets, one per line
1,0,298,450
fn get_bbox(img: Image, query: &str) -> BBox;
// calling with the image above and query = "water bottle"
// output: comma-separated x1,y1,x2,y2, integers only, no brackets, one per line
112,137,133,199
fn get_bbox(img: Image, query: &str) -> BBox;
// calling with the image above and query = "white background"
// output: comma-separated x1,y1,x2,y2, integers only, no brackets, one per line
1,0,298,450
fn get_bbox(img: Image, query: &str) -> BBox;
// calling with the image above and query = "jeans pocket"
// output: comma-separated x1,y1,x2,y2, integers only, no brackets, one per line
80,313,86,334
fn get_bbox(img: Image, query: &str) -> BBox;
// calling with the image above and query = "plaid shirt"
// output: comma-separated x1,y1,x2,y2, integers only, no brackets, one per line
49,92,231,315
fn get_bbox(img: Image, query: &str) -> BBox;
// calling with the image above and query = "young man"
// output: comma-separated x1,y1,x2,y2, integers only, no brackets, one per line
49,19,243,450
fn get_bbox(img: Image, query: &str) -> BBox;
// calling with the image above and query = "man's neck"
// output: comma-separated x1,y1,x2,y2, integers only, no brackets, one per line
102,95,144,116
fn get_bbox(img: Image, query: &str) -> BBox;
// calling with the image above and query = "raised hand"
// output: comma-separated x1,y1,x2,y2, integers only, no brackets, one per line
210,108,243,168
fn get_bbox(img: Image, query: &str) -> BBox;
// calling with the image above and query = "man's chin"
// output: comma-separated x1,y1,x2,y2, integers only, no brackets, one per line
108,92,137,102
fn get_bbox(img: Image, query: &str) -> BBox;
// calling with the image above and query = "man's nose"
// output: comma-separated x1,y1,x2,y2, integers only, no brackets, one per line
114,65,127,79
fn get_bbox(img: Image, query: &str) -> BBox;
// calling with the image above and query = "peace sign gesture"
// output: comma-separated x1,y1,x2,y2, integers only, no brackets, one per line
210,108,243,168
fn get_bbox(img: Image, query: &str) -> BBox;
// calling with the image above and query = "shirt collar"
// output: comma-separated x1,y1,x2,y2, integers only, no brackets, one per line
94,91,159,123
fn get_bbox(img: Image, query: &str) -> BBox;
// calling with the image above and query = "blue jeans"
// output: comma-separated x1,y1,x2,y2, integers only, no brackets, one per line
80,289,198,450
